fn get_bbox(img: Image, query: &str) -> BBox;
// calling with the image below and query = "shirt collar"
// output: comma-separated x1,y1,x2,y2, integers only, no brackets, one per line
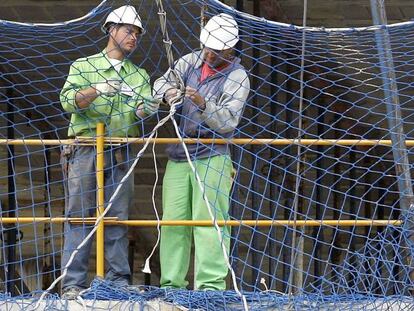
100,49,129,72
194,50,241,72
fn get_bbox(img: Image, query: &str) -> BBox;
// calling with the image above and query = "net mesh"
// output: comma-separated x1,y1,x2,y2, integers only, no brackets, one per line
0,0,414,309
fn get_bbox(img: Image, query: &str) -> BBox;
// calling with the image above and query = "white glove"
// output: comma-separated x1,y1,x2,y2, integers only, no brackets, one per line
93,79,121,97
143,99,160,116
164,88,182,105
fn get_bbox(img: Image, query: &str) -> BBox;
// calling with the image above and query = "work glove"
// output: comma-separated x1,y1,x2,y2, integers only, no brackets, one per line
143,99,160,116
164,88,182,105
93,79,122,97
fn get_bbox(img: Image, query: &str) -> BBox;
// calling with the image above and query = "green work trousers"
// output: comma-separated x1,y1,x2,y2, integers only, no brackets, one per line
160,155,233,290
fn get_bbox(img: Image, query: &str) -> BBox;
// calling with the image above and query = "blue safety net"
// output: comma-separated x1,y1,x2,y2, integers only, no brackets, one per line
0,0,414,310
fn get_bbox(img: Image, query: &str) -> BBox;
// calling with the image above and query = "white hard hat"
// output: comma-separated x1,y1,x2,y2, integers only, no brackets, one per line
200,13,239,50
103,5,146,35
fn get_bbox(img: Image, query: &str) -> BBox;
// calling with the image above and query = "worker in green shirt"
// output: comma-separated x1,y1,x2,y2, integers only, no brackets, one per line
59,5,159,299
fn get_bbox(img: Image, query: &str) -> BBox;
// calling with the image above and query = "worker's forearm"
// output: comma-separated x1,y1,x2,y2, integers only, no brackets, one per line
75,87,99,109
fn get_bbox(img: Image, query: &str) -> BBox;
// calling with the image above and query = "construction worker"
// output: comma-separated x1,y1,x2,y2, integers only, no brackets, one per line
60,5,158,299
153,13,250,290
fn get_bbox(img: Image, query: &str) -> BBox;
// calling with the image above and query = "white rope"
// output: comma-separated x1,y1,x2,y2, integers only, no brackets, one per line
209,0,414,31
34,100,178,309
153,0,248,308
169,115,249,311
142,131,161,274
1,0,412,31
0,0,108,26
288,0,308,299
33,1,246,309
35,1,192,307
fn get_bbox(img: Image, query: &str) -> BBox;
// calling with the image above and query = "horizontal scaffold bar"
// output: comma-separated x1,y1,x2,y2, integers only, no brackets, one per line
1,138,414,146
0,217,402,227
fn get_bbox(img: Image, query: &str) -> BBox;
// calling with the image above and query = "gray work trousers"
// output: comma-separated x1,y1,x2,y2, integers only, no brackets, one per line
61,145,134,289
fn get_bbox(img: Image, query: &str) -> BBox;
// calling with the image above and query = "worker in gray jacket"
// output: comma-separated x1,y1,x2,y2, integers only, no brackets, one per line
153,13,250,290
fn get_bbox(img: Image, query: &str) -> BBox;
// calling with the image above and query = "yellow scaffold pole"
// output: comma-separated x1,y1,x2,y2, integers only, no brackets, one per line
98,219,402,227
0,218,402,227
96,123,105,277
2,138,414,146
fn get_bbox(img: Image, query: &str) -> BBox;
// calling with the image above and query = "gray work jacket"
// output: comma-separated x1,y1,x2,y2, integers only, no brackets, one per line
153,50,250,161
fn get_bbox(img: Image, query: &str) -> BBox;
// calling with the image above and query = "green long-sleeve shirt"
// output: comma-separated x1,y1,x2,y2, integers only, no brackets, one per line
60,50,151,137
